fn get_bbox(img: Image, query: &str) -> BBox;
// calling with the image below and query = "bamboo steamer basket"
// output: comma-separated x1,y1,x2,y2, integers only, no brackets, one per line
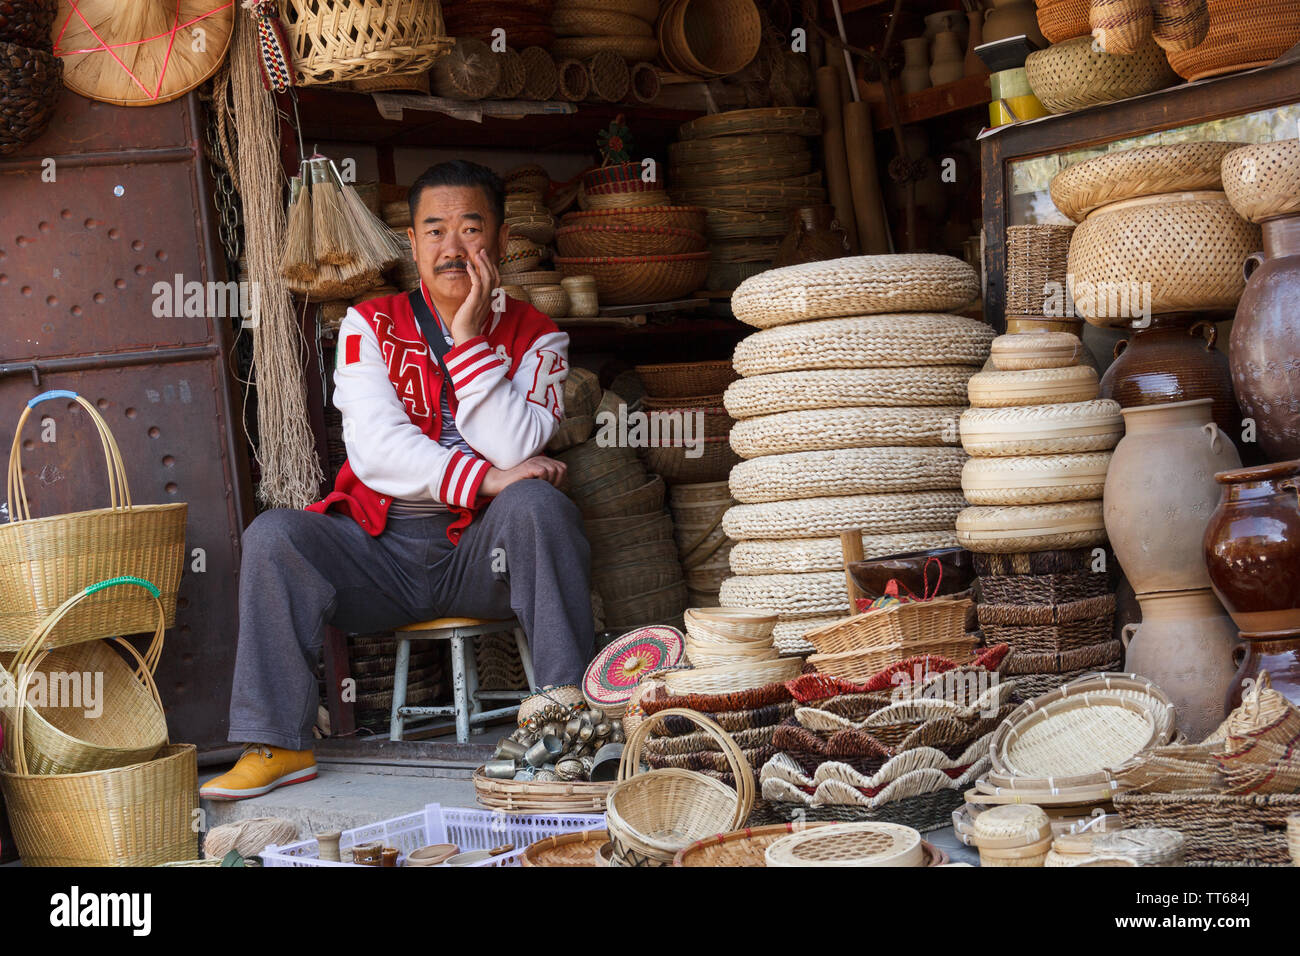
764,822,926,867
1024,34,1176,114
972,804,1053,866
1221,140,1300,224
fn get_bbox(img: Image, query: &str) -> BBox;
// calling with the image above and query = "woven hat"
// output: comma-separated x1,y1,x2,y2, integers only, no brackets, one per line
732,315,995,377
730,255,979,328
723,490,968,542
729,447,967,504
54,0,234,106
728,532,959,576
724,367,976,419
729,405,965,459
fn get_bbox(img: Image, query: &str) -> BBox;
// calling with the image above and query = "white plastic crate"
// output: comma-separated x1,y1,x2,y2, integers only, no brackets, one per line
260,803,603,867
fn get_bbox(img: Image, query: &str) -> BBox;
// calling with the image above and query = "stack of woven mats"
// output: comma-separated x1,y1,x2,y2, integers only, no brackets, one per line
751,646,1015,831
720,254,993,656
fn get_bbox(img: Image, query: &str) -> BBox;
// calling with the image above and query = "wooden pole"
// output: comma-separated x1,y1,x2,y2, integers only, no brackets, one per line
816,66,860,254
843,99,890,253
840,530,867,614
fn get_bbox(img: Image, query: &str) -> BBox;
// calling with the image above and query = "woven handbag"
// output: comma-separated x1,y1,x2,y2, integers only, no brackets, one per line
0,392,187,649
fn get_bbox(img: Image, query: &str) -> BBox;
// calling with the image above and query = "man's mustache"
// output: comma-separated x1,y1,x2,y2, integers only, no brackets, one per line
435,262,469,274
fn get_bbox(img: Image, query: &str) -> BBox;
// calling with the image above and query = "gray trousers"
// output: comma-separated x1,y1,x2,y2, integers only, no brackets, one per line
228,479,594,750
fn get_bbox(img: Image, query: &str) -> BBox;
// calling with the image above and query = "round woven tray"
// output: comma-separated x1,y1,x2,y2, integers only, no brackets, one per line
1166,0,1300,81
956,501,1106,554
521,829,611,866
678,106,821,140
724,367,976,419
962,452,1111,506
732,315,994,376
763,821,925,867
728,531,959,575
989,331,1086,371
1026,34,1176,114
583,625,685,715
730,255,979,329
967,365,1099,408
473,771,613,814
670,133,807,166
723,490,967,542
729,405,964,459
1067,192,1261,323
729,447,967,504
959,400,1123,457
1222,139,1300,224
553,6,654,37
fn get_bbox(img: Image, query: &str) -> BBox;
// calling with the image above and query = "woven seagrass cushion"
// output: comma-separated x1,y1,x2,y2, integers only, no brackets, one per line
730,255,979,328
730,406,965,458
719,571,848,616
723,491,967,541
729,447,967,504
729,532,960,575
723,367,976,418
959,400,1123,457
732,315,994,376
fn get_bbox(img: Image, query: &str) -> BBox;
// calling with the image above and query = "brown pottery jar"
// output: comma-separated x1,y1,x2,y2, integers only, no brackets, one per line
1231,216,1300,463
1228,634,1300,712
1203,459,1300,634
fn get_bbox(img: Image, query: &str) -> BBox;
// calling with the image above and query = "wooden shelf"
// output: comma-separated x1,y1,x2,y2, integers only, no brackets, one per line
870,73,991,129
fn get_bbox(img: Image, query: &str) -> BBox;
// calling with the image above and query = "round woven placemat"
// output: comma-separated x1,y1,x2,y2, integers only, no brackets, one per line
719,571,848,616
729,447,967,504
956,501,1107,553
732,315,994,376
730,255,980,328
961,452,1112,506
967,365,1099,408
723,367,976,419
723,491,967,541
730,406,966,458
959,400,1123,457
728,531,959,575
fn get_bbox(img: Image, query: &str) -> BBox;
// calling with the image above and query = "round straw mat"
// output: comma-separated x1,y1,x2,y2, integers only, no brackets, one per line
967,365,1099,408
959,400,1123,458
730,406,965,459
1049,140,1245,223
730,255,980,328
962,453,1112,506
723,367,976,419
723,491,967,541
772,614,847,655
956,501,1106,554
729,447,967,504
729,531,959,575
719,571,848,616
732,315,995,376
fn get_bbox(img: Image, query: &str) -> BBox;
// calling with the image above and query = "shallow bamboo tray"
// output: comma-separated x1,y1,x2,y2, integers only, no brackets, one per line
473,768,613,813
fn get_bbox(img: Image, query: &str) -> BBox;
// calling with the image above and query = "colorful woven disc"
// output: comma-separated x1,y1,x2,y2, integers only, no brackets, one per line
583,625,685,709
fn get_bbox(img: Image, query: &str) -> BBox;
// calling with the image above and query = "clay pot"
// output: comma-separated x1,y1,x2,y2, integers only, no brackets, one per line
1104,398,1242,594
1100,314,1245,458
965,10,988,78
1231,216,1300,463
901,37,931,94
929,31,966,85
1122,588,1238,742
984,0,1047,45
773,205,852,268
925,10,968,51
1203,459,1300,634
1228,633,1300,711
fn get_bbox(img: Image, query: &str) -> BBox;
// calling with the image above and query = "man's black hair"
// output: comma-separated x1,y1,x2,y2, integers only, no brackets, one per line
407,160,506,228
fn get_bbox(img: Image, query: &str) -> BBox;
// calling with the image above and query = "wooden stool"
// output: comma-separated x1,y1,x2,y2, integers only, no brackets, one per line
390,617,536,744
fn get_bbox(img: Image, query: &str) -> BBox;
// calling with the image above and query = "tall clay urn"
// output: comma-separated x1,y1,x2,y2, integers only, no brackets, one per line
1104,398,1242,594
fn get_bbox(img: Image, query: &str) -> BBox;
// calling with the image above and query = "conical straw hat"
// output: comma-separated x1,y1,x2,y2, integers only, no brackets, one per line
55,0,234,106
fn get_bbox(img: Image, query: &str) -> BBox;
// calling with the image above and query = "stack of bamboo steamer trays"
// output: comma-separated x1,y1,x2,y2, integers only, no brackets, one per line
720,255,991,655
682,606,779,670
670,481,736,608
505,164,555,255
971,804,1054,867
668,107,826,292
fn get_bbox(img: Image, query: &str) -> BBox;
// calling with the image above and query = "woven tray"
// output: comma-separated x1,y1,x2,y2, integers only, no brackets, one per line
473,771,613,813
729,447,967,504
728,532,959,576
724,367,975,419
961,452,1111,506
678,107,822,140
967,365,1099,408
670,133,806,166
723,491,967,542
1025,34,1176,114
521,828,610,866
733,315,993,377
959,400,1123,457
1222,139,1300,223
730,255,980,329
730,406,965,459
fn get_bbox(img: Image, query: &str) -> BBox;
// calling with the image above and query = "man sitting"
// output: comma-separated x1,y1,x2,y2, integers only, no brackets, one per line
201,160,593,799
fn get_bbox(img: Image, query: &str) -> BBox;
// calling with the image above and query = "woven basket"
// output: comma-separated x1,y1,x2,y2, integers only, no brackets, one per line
706,207,790,240
1166,0,1300,81
1,394,187,648
550,35,660,61
974,544,1101,576
1151,0,1211,51
585,188,672,210
0,0,57,50
728,532,959,576
520,45,559,99
718,571,849,616
0,744,198,866
959,400,1123,458
1036,0,1091,42
1005,225,1074,316
659,0,762,78
490,47,526,98
671,152,814,189
520,828,610,865
1067,192,1261,323
443,0,556,46
957,501,1108,555
634,361,737,398
662,658,802,697
432,37,501,100
724,368,974,420
556,58,591,100
722,491,967,542
555,224,706,258
1025,34,1176,114
473,772,613,814
967,365,1099,409
0,39,61,156
679,107,820,140
642,438,740,485
578,474,665,519
281,0,453,86
527,284,568,317
1222,140,1300,224
585,50,631,102
562,205,707,234
962,452,1110,506
670,133,807,167
730,447,966,504
585,512,674,548
730,254,979,329
606,708,753,866
554,253,709,305
1114,791,1300,864
802,598,972,656
729,405,965,458
808,637,980,682
1090,0,1152,55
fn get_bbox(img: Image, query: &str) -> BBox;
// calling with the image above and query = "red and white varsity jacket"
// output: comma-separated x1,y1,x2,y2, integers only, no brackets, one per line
306,282,569,543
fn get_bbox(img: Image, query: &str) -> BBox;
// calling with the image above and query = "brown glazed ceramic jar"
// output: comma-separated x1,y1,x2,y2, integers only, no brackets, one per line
1203,459,1300,633
773,205,851,268
1100,314,1245,456
1231,216,1300,463
1227,635,1300,711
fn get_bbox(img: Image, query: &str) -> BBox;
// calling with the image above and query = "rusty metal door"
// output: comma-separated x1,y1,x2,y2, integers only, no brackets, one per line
0,91,253,755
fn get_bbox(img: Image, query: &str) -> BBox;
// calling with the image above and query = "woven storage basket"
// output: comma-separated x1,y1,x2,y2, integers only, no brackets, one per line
521,828,611,865
1151,0,1212,51
1067,192,1261,323
585,50,631,102
718,571,847,616
733,315,994,377
555,57,590,100
1222,140,1300,224
0,744,198,866
729,532,958,576
474,772,613,814
724,368,975,420
554,253,708,305
642,438,740,485
670,133,806,166
555,224,705,257
519,45,559,99
585,512,674,548
662,658,802,697
729,447,966,504
0,39,60,156
553,7,653,37
490,46,526,98
578,474,665,519
605,708,753,866
1025,34,1176,114
1116,791,1300,865
1036,0,1091,42
962,453,1110,506
978,569,1110,607
723,491,967,542
967,365,1099,408
562,205,708,234
679,106,821,140
659,0,762,77
803,597,972,656
974,546,1102,578
1050,140,1242,223
1,393,187,648
730,255,979,329
281,0,453,86
957,501,1108,554
527,285,568,317
989,332,1086,371
626,59,660,102
432,37,501,99
671,182,824,212
1089,0,1152,55
730,406,965,458
1166,0,1300,81
960,400,1123,458
1002,640,1123,675
808,637,980,681
1005,224,1075,317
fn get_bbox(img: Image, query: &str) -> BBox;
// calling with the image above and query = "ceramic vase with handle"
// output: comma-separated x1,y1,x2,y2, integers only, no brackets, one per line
1228,638,1300,711
901,37,931,94
984,0,1048,45
965,9,988,77
1122,588,1239,742
930,31,966,85
1104,398,1242,594
1203,459,1300,635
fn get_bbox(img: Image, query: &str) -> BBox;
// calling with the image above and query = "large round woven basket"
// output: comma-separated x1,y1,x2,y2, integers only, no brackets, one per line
730,447,967,504
281,0,453,86
561,205,708,234
520,45,559,99
0,40,61,156
671,152,814,188
659,0,762,78
1036,0,1091,42
1222,140,1300,224
553,6,653,37
554,253,709,305
555,224,706,258
1025,34,1176,114
1166,0,1300,80
722,490,968,541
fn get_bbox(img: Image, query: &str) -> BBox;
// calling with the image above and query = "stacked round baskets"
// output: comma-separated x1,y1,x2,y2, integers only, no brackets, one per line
632,359,740,487
668,107,826,291
720,255,991,655
670,480,736,606
443,0,556,48
551,0,661,68
0,0,62,157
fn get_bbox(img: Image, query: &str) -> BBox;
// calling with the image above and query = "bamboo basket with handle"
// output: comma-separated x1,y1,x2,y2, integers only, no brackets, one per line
1,577,168,776
0,391,187,649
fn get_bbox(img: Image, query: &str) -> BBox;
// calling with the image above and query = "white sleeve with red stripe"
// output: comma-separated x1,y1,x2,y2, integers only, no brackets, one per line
333,307,489,508
444,329,568,470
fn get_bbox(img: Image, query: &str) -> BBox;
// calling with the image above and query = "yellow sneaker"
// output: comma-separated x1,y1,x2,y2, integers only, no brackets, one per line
199,745,317,800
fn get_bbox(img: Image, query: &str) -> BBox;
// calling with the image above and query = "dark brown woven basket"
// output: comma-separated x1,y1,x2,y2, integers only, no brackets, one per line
976,594,1116,654
973,547,1099,577
1002,639,1124,675
586,50,629,103
1007,661,1121,699
633,360,738,398
747,787,963,833
626,60,660,103
0,0,57,51
977,569,1111,605
0,40,61,156
1113,791,1300,865
653,701,795,736
431,37,501,100
556,58,589,102
490,46,526,98
519,45,558,99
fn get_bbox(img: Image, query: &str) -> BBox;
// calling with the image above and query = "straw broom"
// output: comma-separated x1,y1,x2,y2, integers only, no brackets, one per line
309,156,356,267
280,173,317,285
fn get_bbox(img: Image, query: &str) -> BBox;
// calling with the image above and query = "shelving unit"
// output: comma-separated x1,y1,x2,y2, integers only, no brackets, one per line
871,73,990,129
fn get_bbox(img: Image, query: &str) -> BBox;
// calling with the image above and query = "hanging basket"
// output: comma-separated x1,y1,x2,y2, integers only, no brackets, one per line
281,0,453,86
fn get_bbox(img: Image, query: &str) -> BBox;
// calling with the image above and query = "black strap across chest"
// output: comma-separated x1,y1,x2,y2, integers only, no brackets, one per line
408,288,455,399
